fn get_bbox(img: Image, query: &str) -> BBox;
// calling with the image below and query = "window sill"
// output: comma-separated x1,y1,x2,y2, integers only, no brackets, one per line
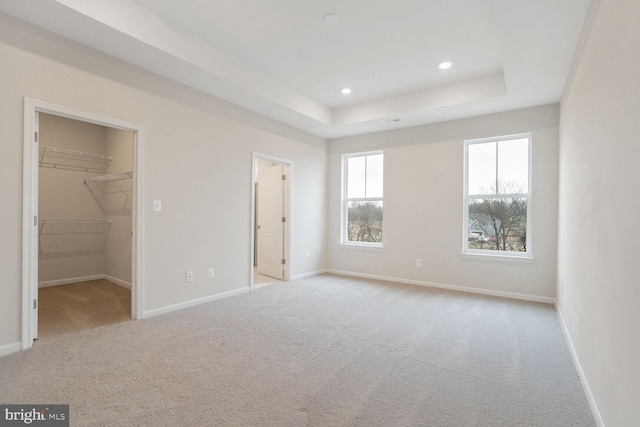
460,252,533,263
340,242,384,251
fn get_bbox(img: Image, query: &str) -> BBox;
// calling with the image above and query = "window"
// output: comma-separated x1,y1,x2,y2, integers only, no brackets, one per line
342,152,384,246
463,134,531,257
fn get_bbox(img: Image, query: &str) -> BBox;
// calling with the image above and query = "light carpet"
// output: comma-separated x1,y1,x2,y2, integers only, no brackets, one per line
0,274,595,426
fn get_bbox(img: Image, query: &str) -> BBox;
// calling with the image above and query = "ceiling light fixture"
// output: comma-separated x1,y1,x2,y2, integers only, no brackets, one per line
341,87,352,95
438,61,453,70
324,13,339,24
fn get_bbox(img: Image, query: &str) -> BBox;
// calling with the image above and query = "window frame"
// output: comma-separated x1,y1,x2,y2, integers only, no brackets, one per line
462,133,532,260
341,150,384,248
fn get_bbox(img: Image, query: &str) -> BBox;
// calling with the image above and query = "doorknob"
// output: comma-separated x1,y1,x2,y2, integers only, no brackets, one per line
256,225,261,229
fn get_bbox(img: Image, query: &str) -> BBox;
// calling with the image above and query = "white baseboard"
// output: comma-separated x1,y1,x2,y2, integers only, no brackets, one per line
143,287,251,319
0,341,21,357
38,275,104,288
291,269,328,281
556,308,605,427
39,274,131,289
326,269,556,304
103,275,131,290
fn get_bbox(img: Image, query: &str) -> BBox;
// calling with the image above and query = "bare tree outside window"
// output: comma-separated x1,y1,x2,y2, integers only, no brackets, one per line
343,152,383,245
468,200,527,252
347,201,383,242
465,135,530,255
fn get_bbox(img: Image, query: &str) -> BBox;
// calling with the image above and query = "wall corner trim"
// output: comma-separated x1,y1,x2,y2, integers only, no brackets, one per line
103,275,131,290
556,307,606,427
0,342,22,358
39,275,105,288
38,275,131,289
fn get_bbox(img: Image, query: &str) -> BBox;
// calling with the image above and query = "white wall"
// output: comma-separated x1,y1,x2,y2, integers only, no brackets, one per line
0,15,327,349
328,104,559,300
558,0,640,425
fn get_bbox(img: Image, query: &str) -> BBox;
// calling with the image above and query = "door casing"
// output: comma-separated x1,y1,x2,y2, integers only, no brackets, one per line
21,98,145,349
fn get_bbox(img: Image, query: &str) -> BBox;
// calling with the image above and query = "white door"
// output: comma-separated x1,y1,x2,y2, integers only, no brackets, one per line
256,164,285,280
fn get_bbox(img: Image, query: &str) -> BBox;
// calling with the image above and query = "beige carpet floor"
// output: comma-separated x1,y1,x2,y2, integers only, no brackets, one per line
38,279,131,337
1,274,594,426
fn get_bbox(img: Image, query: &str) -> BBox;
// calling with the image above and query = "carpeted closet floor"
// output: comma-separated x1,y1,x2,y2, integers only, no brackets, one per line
38,279,131,337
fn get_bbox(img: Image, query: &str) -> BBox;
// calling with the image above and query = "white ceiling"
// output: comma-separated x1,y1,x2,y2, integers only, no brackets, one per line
0,0,591,139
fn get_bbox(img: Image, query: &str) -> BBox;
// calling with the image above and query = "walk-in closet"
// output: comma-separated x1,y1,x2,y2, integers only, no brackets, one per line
37,113,134,337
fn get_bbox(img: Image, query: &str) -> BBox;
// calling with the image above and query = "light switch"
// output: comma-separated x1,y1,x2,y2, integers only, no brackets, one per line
152,200,162,212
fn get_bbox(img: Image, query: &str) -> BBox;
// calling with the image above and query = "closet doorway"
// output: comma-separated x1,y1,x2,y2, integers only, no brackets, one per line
38,113,133,337
251,153,291,289
22,99,144,349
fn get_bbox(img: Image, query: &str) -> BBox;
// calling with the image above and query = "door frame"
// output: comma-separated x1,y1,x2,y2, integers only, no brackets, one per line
21,98,145,349
250,152,291,290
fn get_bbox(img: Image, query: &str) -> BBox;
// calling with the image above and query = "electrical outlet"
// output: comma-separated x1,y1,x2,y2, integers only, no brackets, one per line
305,253,310,261
186,271,194,282
152,200,162,212
416,259,423,267
208,267,215,278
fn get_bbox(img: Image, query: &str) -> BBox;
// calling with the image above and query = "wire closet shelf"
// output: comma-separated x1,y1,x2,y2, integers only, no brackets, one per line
84,172,133,215
39,146,112,173
38,219,111,258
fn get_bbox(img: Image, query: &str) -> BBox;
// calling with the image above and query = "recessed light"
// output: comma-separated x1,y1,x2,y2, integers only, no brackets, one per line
341,87,352,95
438,61,453,70
324,13,339,24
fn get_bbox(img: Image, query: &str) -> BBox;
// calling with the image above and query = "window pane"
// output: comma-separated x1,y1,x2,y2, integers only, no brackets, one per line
347,156,365,198
468,141,496,195
365,154,383,198
497,138,529,194
346,201,383,243
467,198,527,252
